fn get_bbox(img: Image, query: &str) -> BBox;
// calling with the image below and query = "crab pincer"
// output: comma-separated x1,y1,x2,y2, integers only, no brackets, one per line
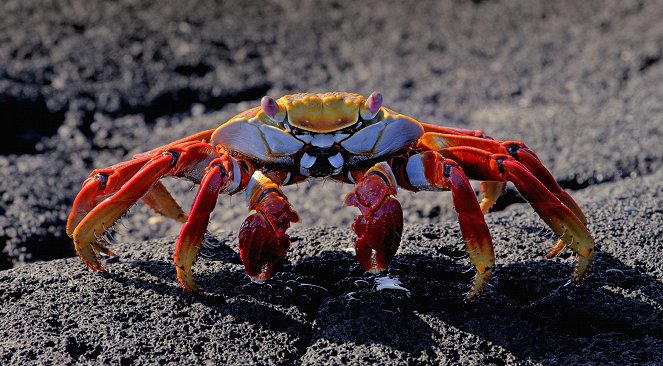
239,171,299,283
344,162,404,274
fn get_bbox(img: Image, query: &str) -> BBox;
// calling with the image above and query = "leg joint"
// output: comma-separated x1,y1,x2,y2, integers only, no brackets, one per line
443,162,456,178
495,157,507,173
366,170,394,188
254,188,282,206
504,142,527,158
93,172,109,189
163,150,181,168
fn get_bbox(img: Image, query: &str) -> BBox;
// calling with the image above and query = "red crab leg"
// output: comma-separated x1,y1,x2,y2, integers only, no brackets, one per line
421,122,489,138
420,132,588,257
344,162,404,274
71,143,219,272
132,128,216,159
67,130,217,236
238,171,299,283
72,153,176,271
394,151,494,300
141,181,188,223
66,157,152,237
439,146,594,282
173,154,248,291
419,132,587,223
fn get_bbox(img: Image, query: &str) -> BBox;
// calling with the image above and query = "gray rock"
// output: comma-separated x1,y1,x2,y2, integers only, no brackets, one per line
0,170,661,364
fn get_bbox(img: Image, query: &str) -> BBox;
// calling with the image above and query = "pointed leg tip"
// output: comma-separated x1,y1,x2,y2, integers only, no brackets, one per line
465,291,480,302
466,268,492,301
82,259,105,272
573,255,593,284
180,283,199,293
176,267,200,293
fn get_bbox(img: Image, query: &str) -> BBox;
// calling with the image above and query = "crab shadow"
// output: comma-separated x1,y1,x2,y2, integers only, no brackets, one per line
108,234,662,363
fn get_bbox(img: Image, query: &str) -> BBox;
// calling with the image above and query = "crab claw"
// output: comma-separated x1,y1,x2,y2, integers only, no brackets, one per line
239,180,299,282
238,212,291,282
345,162,403,273
348,195,403,273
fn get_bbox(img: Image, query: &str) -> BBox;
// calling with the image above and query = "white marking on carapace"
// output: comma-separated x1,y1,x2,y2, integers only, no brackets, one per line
340,122,385,154
259,124,304,155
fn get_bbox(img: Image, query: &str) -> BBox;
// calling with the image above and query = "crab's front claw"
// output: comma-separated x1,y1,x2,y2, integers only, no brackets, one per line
239,181,298,282
349,196,403,273
238,212,291,282
345,162,404,274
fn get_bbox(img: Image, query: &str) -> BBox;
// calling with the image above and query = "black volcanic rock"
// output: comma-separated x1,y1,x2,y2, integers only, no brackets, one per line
0,169,661,364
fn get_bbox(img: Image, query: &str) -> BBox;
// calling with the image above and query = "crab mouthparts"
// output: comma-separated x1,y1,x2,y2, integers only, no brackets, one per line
300,150,344,177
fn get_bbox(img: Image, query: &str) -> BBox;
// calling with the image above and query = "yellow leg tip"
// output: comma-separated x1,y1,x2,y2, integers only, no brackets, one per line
466,268,492,301
176,266,199,292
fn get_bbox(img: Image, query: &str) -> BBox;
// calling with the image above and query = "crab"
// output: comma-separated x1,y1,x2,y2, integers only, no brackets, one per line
66,91,594,299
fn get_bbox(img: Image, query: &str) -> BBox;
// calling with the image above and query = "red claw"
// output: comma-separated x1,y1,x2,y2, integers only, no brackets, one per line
238,212,291,281
345,163,403,273
239,189,299,282
351,196,403,273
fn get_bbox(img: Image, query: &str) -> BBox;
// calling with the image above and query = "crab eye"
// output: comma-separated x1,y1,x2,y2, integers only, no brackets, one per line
261,95,286,123
360,91,383,120
261,96,278,117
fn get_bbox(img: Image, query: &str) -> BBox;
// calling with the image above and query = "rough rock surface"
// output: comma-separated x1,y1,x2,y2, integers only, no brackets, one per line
0,0,662,364
1,170,661,364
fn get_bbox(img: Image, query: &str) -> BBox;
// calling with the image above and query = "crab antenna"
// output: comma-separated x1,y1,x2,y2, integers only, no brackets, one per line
367,92,383,114
261,96,278,117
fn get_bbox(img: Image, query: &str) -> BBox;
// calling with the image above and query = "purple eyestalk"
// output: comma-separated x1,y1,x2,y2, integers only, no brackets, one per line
261,96,278,117
367,92,383,114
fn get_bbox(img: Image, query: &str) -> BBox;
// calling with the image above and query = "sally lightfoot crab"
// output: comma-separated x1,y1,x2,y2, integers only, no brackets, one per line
67,91,594,299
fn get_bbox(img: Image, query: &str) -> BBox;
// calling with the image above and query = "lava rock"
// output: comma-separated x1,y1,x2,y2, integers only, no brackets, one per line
0,171,661,364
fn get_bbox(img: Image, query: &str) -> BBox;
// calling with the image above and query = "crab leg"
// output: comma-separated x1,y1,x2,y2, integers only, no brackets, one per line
66,157,153,237
420,132,588,257
67,130,217,236
238,171,299,283
173,154,247,291
419,132,587,223
439,146,594,282
395,151,494,299
70,142,219,272
71,153,176,271
421,122,489,138
141,181,188,223
344,162,404,274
